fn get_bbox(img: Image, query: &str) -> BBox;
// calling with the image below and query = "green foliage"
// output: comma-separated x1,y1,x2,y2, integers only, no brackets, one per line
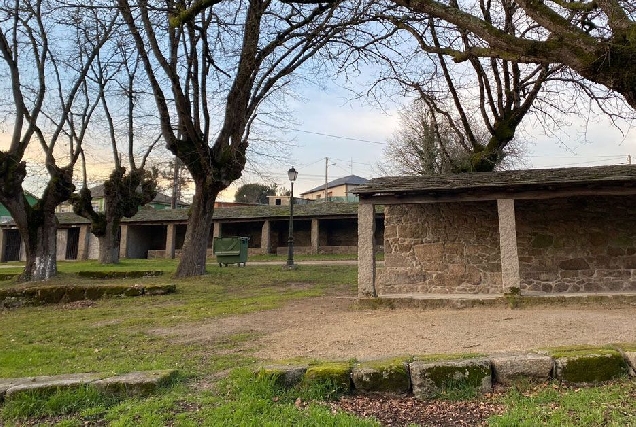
1,385,122,420
490,381,636,426
234,183,276,204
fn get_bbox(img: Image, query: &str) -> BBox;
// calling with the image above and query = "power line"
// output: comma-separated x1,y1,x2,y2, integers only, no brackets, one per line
287,127,387,145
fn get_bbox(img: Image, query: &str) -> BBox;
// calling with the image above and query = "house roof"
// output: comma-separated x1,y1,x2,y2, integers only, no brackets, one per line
51,202,383,226
353,165,636,202
301,175,368,195
88,184,188,206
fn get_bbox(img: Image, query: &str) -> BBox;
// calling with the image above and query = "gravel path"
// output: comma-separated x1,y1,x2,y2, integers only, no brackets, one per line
157,295,636,361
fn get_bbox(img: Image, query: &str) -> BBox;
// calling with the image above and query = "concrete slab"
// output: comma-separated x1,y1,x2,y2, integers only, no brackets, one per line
5,373,103,399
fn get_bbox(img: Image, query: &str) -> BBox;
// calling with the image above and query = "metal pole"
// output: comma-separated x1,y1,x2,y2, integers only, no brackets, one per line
287,181,294,267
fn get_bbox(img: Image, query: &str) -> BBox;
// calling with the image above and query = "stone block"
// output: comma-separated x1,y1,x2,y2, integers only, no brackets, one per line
409,358,491,399
145,284,177,295
352,359,411,393
607,247,626,257
624,352,636,376
558,258,590,270
259,365,307,387
303,363,351,393
490,354,554,385
93,370,177,397
4,373,103,399
413,243,444,263
554,351,628,384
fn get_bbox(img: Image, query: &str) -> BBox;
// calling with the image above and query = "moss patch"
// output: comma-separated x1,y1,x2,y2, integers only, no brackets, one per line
76,270,163,279
410,358,491,399
352,357,411,393
554,349,628,383
303,362,351,394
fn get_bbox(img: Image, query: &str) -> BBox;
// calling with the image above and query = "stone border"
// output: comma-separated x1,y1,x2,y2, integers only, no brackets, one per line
358,292,636,310
0,370,178,404
260,347,636,398
0,283,176,308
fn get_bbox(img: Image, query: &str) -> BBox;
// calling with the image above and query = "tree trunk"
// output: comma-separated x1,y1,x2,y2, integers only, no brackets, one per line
19,211,58,282
175,181,217,277
97,220,120,264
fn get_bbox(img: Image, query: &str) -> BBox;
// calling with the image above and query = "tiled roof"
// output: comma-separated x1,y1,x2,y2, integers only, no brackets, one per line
88,185,188,206
301,175,368,195
52,202,383,226
353,165,636,198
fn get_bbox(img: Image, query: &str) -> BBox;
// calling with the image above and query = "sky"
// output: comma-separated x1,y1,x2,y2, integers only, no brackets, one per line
3,67,635,203
219,78,636,202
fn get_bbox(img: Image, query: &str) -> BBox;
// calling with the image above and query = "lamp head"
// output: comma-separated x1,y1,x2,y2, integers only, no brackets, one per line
287,166,298,182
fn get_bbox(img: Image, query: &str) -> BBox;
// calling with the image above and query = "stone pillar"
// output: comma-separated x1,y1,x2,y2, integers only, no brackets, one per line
119,224,129,259
497,199,521,293
311,219,320,254
77,225,90,260
19,239,25,261
358,202,377,297
0,228,6,262
165,224,177,259
261,220,271,254
56,229,68,261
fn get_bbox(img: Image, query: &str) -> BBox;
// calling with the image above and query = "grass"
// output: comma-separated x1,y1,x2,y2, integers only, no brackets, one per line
489,380,636,426
2,259,636,425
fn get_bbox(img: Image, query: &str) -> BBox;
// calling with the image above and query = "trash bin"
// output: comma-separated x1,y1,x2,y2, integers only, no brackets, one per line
213,236,249,267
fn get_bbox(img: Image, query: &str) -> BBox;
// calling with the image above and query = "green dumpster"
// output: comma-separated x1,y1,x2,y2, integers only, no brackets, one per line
213,237,249,267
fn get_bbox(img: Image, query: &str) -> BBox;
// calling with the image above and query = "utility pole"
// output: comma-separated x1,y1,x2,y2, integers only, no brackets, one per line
629,155,632,165
324,157,328,202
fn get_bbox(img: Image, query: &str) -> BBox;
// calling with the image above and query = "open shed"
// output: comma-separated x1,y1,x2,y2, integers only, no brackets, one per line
354,165,636,298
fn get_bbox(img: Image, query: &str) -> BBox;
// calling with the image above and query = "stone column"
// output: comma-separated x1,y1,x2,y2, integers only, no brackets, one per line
0,228,6,262
311,219,320,254
19,239,25,261
77,225,90,260
261,220,271,254
358,202,377,297
56,229,68,261
119,224,129,259
165,224,177,259
497,199,521,293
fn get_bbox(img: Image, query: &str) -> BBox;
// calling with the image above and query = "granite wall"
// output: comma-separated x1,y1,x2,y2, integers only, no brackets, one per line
516,196,636,293
379,202,502,294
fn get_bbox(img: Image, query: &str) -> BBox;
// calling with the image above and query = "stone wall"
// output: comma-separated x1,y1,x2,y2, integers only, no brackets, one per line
516,196,636,293
379,202,501,294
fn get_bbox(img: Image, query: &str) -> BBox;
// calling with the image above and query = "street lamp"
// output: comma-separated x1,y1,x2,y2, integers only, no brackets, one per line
287,166,298,268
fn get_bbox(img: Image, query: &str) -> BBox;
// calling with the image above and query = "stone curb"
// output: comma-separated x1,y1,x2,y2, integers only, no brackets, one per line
260,347,635,398
358,293,636,310
0,370,177,403
0,284,176,308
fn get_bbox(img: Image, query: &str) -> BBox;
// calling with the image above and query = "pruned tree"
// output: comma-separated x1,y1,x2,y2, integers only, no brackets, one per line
292,0,636,111
0,0,115,280
72,38,159,264
234,183,276,204
386,1,556,172
117,0,355,277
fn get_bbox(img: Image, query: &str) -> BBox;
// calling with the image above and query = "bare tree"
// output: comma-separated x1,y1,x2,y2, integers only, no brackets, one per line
0,0,115,280
71,43,159,264
117,0,355,277
292,0,636,111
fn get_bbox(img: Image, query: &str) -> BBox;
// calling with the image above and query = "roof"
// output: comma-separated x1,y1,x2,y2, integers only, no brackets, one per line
353,165,636,202
301,175,369,195
88,184,188,206
50,202,383,226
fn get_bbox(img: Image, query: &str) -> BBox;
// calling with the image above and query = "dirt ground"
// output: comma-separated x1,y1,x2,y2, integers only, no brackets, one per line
156,295,636,361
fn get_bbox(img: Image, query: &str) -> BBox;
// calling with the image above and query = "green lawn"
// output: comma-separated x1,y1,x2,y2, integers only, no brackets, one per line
2,260,636,425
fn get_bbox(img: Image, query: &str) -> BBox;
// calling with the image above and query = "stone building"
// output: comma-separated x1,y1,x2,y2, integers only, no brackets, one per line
0,203,384,262
354,165,636,297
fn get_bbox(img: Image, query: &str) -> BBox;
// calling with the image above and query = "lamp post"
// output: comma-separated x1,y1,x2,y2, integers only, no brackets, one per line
287,166,298,268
